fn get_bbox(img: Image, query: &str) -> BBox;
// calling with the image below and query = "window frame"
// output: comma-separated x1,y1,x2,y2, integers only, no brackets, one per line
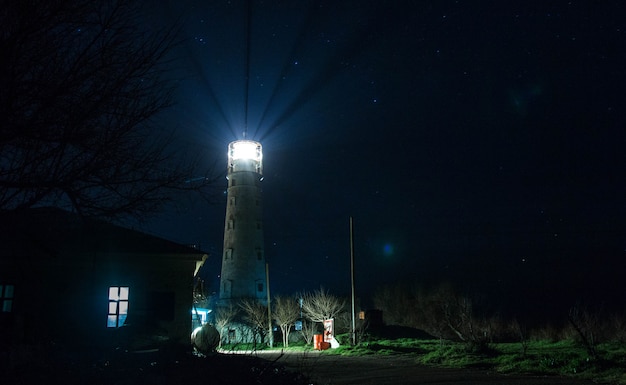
107,286,129,328
0,284,15,313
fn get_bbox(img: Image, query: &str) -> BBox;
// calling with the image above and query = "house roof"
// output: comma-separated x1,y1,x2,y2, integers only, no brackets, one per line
0,207,208,261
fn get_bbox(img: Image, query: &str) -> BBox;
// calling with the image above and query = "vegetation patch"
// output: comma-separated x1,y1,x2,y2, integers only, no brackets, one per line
321,335,626,384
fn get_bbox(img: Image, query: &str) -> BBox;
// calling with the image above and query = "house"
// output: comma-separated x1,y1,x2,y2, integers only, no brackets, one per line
0,207,207,352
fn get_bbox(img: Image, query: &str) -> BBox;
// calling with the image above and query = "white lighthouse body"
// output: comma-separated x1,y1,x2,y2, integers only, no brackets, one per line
219,140,266,304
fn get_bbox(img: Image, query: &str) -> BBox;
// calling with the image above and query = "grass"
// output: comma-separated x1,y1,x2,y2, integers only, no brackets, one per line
317,335,626,384
331,337,431,356
218,332,626,384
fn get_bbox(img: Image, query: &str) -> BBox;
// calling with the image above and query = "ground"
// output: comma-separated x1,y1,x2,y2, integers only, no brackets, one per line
6,346,601,385
251,350,599,385
5,347,305,385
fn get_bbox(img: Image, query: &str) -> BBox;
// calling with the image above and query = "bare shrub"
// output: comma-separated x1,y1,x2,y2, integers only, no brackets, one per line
510,318,530,356
373,281,507,347
214,304,238,348
567,304,601,358
373,282,420,327
239,299,269,345
609,312,626,342
299,319,318,345
531,322,565,342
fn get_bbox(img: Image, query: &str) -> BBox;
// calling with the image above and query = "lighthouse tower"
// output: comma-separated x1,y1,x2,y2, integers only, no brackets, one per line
219,140,266,305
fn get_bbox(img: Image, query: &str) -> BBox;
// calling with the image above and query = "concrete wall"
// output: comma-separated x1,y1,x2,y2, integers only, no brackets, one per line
220,169,267,303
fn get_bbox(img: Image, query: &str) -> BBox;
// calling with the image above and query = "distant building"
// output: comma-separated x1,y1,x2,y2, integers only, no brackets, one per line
0,207,207,351
219,140,267,305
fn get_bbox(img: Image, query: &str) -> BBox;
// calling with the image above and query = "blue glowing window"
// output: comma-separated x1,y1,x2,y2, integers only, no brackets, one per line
0,284,14,312
107,286,129,328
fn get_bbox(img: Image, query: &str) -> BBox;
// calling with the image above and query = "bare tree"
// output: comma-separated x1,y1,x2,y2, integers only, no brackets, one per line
214,303,238,348
239,298,268,345
373,282,446,339
299,318,317,346
441,292,474,342
299,288,345,324
436,285,500,350
568,303,599,359
609,312,626,343
0,0,218,220
510,318,530,356
373,281,502,346
273,295,300,348
416,286,449,342
373,282,422,327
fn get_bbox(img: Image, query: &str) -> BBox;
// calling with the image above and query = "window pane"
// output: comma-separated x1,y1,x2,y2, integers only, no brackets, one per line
107,315,118,328
2,299,12,312
118,314,127,327
108,302,117,314
4,285,14,298
119,287,129,300
109,287,118,300
118,301,128,314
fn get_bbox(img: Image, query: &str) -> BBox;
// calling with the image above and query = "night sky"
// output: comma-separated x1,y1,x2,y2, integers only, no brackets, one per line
139,1,625,316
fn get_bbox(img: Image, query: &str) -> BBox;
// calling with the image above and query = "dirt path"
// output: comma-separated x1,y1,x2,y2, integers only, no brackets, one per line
237,350,597,385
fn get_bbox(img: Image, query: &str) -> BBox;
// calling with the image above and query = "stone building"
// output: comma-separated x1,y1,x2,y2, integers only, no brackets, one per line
0,207,206,352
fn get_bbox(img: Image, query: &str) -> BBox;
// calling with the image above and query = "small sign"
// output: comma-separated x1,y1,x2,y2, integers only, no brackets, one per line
323,318,334,342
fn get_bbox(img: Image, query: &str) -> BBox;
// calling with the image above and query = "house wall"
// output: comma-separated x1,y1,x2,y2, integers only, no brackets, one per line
0,248,201,351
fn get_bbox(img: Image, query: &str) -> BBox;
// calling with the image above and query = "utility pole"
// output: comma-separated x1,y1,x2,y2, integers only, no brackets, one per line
266,262,273,348
350,217,356,345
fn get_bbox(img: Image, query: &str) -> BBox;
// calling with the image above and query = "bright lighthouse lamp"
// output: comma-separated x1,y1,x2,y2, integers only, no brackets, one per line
231,140,261,160
228,140,263,174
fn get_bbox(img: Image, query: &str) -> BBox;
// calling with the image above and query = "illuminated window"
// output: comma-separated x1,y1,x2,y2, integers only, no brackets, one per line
0,284,14,313
108,286,129,328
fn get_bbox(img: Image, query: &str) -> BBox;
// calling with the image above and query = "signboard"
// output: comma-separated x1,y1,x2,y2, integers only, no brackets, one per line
323,318,334,342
